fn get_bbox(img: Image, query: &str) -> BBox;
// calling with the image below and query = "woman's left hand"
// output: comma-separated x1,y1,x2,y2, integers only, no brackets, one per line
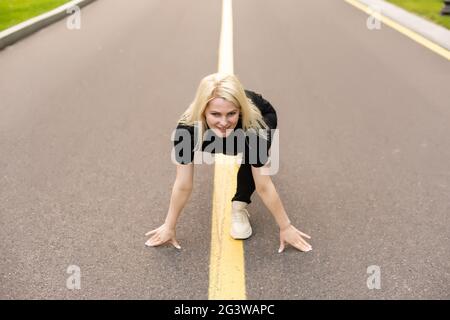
279,224,312,253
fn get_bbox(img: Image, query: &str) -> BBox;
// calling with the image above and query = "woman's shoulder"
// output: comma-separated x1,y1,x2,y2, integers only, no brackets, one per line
244,89,261,100
175,123,195,132
244,89,268,106
174,123,196,143
244,89,276,115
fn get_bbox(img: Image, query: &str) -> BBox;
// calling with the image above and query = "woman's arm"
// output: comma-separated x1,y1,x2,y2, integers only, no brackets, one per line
251,166,291,229
145,163,194,249
251,166,312,252
165,163,194,228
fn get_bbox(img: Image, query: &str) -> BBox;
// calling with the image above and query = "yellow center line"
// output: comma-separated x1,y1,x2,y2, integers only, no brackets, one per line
208,0,246,300
344,0,450,61
217,0,234,74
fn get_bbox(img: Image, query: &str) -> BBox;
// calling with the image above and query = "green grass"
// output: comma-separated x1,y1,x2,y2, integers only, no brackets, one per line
386,0,450,29
0,0,71,32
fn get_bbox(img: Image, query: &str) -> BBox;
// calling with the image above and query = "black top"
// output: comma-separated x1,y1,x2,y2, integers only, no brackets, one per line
173,89,277,167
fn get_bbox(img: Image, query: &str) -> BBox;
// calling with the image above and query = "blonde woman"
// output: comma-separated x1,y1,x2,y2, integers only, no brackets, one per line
145,73,312,253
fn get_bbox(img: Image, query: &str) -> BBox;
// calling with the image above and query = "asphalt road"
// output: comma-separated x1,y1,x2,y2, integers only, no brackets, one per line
1,0,449,299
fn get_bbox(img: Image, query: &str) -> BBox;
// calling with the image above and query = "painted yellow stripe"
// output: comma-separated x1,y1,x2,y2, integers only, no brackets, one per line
208,0,247,300
344,0,450,61
209,156,245,299
217,0,234,74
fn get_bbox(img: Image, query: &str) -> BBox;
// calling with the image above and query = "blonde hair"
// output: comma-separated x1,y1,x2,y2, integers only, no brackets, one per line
178,73,268,135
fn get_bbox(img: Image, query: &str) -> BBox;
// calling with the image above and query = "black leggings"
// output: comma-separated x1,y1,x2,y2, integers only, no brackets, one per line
231,113,277,204
231,161,257,204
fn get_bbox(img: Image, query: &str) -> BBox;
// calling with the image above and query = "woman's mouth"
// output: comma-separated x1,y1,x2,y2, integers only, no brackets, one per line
215,127,231,137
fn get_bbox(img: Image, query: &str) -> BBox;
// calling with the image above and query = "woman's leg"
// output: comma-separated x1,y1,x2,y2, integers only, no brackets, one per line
232,111,277,204
230,162,254,239
231,162,255,204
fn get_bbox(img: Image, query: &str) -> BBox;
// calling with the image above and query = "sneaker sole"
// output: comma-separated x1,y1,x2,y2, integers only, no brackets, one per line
230,227,252,240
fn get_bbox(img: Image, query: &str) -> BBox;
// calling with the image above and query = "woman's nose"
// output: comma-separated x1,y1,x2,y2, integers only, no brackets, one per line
219,118,228,126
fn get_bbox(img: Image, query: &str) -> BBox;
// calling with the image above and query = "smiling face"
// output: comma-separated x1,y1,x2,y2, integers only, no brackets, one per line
204,97,240,137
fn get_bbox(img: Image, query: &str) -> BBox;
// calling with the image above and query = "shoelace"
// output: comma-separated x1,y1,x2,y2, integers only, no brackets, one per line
232,209,249,223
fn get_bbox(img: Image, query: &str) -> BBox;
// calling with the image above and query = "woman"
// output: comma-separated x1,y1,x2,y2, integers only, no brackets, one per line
145,73,312,253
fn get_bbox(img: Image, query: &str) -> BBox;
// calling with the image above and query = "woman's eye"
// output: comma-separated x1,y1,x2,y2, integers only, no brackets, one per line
211,112,236,116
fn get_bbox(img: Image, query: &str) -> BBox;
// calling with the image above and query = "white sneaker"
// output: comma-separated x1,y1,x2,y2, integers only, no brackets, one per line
230,201,252,239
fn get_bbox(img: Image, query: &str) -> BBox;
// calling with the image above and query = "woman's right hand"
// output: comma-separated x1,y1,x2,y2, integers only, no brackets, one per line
145,224,181,250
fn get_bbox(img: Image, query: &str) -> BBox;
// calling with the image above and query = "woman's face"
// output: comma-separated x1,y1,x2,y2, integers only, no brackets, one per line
204,97,240,137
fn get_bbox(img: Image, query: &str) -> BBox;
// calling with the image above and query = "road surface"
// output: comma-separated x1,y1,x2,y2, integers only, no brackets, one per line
0,0,449,299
